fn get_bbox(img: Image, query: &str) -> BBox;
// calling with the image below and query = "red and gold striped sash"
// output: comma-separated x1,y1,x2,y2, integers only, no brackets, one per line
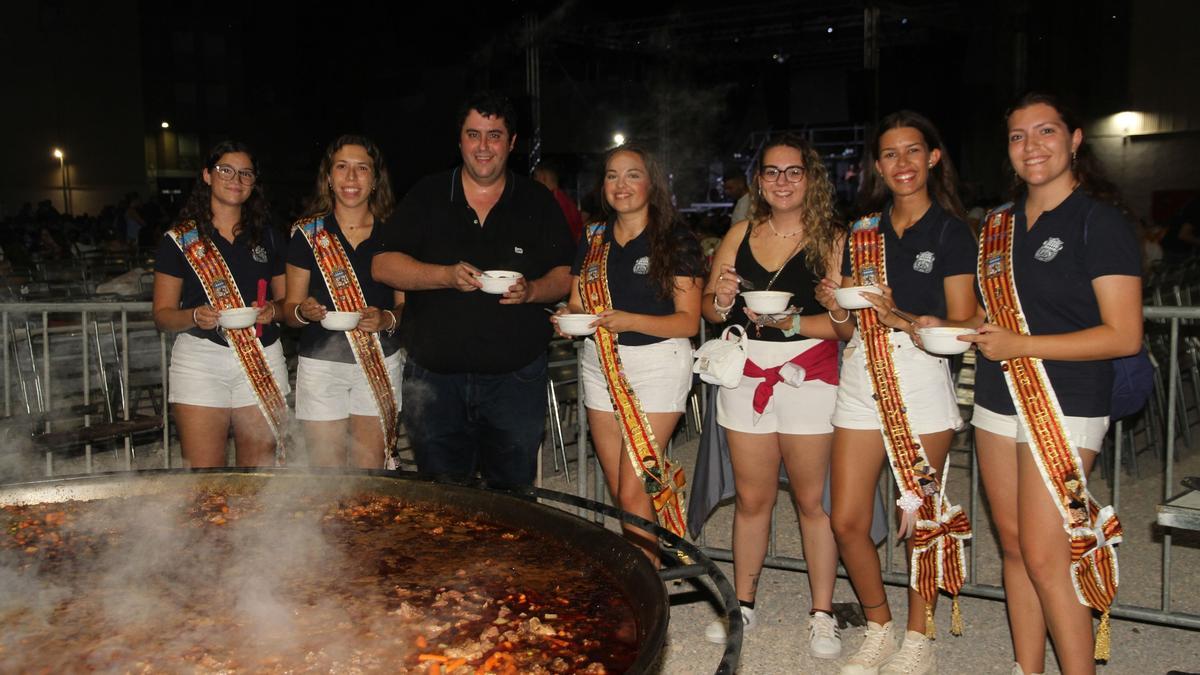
579,223,687,538
849,214,969,636
167,220,288,463
978,205,1121,659
295,217,400,468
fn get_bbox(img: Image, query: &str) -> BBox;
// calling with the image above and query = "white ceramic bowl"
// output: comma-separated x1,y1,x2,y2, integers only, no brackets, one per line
741,291,793,314
321,311,362,331
556,313,597,336
217,307,259,329
834,285,882,310
479,270,522,294
917,326,977,355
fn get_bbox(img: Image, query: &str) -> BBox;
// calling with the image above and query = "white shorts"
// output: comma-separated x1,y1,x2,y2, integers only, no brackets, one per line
971,404,1109,452
717,338,837,435
295,351,403,421
832,331,963,435
168,333,291,409
581,337,693,414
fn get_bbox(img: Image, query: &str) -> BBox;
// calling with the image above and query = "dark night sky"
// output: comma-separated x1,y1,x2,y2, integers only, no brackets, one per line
2,0,1141,218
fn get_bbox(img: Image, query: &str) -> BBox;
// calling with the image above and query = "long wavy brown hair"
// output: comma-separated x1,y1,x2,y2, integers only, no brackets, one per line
1004,92,1126,214
858,110,966,220
595,143,698,300
748,133,841,276
302,134,396,222
176,140,272,250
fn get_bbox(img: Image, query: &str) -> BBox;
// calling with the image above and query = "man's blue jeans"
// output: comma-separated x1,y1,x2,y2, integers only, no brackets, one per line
401,353,547,488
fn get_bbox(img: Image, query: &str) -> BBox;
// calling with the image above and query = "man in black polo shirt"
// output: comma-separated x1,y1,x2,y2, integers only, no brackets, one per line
372,92,572,488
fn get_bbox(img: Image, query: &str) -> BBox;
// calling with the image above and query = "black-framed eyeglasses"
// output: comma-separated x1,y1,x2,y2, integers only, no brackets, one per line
212,164,258,185
760,165,806,183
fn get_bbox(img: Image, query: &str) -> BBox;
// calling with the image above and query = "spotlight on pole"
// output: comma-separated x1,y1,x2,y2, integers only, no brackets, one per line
52,148,63,159
612,133,626,147
161,121,170,129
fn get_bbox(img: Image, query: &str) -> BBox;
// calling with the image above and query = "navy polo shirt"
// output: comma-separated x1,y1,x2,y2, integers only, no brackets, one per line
155,224,286,347
842,201,977,319
378,168,572,374
974,190,1141,416
570,221,704,346
287,215,401,363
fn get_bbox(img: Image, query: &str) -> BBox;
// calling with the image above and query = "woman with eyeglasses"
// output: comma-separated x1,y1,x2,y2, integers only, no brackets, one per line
700,133,845,659
153,140,289,468
283,135,405,469
814,111,976,675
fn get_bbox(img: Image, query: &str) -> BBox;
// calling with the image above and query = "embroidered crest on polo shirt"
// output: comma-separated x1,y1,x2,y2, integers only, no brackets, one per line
913,251,935,273
252,245,268,263
1034,237,1064,262
632,256,650,275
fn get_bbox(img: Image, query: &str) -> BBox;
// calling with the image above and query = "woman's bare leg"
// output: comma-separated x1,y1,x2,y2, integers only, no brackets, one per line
977,428,1047,673
780,431,838,612
830,428,892,624
174,403,232,468
726,429,783,603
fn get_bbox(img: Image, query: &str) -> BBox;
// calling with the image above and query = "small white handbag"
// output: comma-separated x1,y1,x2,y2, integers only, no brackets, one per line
693,325,748,388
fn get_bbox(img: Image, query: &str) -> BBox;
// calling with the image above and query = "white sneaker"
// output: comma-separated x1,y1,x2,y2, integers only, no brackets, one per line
1011,663,1043,675
880,631,936,674
705,606,756,644
808,610,842,659
839,621,896,675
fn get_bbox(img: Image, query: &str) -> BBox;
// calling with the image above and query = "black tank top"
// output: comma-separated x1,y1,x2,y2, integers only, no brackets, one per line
731,226,824,342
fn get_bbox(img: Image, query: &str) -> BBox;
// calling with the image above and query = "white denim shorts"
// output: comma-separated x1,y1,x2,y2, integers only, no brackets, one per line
971,404,1109,452
168,333,290,409
581,337,693,414
295,351,403,421
717,338,837,435
832,331,964,435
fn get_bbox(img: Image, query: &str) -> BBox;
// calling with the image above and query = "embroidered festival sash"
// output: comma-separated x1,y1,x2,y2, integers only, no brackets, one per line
978,205,1121,659
295,217,400,469
167,220,288,462
849,214,970,637
579,223,688,538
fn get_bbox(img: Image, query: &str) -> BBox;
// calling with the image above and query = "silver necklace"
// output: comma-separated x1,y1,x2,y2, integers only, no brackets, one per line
767,218,802,238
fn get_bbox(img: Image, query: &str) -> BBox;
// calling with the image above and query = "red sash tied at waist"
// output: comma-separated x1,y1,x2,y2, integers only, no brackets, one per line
743,339,839,414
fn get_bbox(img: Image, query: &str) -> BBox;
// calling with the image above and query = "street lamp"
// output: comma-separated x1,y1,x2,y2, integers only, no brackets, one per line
52,148,70,215
612,132,626,147
161,121,170,129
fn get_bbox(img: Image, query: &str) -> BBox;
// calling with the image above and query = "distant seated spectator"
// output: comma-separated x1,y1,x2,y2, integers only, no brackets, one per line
1162,196,1200,263
723,172,750,225
534,164,584,243
1138,218,1164,270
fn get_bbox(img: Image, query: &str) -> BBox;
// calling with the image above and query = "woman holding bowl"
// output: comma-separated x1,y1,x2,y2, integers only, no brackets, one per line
284,135,404,469
700,133,844,658
152,140,288,468
964,94,1141,675
814,111,977,675
552,143,703,558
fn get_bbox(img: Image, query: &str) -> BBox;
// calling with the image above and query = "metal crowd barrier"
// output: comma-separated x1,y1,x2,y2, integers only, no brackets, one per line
0,301,169,475
565,305,1200,632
